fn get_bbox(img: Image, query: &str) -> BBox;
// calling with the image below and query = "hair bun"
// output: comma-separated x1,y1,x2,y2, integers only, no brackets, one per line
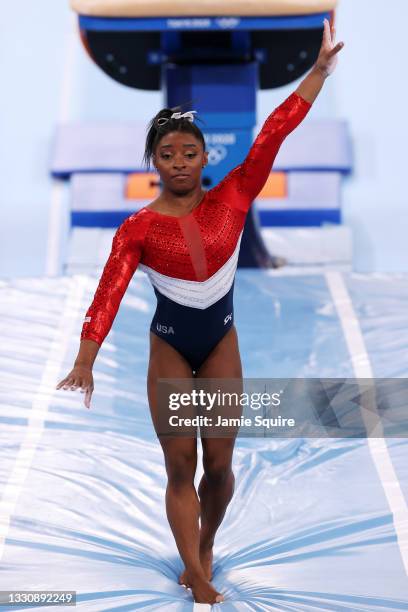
154,106,183,129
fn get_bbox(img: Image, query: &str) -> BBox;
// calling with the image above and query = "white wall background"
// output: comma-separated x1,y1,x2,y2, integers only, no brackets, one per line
1,0,407,277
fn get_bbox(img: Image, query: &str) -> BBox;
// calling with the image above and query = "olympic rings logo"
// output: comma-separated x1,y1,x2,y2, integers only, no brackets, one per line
207,145,228,166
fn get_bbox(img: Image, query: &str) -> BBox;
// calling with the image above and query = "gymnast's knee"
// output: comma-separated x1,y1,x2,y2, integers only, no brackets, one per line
203,456,234,486
164,450,197,488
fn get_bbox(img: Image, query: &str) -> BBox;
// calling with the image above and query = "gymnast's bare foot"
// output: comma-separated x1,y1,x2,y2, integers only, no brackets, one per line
180,570,223,604
179,544,213,585
178,567,190,587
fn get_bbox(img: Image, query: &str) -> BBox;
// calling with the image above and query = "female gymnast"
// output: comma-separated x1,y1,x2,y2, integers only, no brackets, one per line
56,19,344,605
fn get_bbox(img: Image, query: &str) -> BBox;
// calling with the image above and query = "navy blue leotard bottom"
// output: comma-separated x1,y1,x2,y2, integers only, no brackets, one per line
150,282,235,373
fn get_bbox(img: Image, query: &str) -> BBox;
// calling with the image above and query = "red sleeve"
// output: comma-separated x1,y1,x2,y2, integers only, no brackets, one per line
80,213,146,346
210,92,312,212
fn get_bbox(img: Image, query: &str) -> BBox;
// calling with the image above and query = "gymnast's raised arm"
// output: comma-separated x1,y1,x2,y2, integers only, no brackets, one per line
212,18,345,210
296,17,345,103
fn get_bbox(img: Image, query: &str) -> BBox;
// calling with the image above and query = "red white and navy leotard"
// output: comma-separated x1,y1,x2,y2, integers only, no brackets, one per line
80,92,312,371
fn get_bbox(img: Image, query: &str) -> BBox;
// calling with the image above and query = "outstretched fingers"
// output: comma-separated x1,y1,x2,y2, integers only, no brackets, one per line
323,18,333,45
56,375,76,391
328,41,345,58
56,375,93,407
323,18,344,56
84,386,93,409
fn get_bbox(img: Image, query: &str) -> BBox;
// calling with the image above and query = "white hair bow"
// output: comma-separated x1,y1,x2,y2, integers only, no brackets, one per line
157,110,197,126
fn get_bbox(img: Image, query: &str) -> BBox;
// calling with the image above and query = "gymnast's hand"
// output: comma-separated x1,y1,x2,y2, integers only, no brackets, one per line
56,365,94,409
315,17,345,78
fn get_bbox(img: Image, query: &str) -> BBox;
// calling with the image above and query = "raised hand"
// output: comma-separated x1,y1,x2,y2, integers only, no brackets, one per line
315,17,345,78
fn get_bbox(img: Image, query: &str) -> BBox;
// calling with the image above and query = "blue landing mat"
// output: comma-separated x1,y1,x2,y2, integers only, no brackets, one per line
0,271,407,610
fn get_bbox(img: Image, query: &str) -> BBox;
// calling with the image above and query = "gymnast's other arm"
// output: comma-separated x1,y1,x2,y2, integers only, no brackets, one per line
56,215,143,409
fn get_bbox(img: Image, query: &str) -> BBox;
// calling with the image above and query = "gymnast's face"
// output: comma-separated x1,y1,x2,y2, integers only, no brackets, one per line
153,131,208,193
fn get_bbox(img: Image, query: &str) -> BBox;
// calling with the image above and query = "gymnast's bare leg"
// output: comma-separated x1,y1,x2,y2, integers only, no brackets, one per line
147,331,224,604
178,325,243,587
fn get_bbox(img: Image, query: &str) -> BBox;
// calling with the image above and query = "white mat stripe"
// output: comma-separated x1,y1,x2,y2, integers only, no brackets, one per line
326,270,408,575
0,277,86,561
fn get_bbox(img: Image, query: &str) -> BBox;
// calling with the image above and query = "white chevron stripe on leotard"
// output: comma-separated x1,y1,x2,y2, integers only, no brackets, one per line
139,230,243,309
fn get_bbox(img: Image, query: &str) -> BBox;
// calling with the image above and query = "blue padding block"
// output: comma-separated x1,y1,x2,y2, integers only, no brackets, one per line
71,211,135,228
258,209,341,227
51,119,352,178
166,63,257,126
79,14,331,32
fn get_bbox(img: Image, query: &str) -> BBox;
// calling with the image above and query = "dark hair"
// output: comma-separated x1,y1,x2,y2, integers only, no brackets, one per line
143,104,206,170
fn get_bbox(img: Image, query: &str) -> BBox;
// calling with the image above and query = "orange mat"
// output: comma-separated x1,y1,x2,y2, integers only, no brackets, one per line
126,173,160,199
258,172,287,198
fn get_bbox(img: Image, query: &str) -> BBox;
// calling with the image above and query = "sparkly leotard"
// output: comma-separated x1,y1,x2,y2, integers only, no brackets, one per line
80,92,312,371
